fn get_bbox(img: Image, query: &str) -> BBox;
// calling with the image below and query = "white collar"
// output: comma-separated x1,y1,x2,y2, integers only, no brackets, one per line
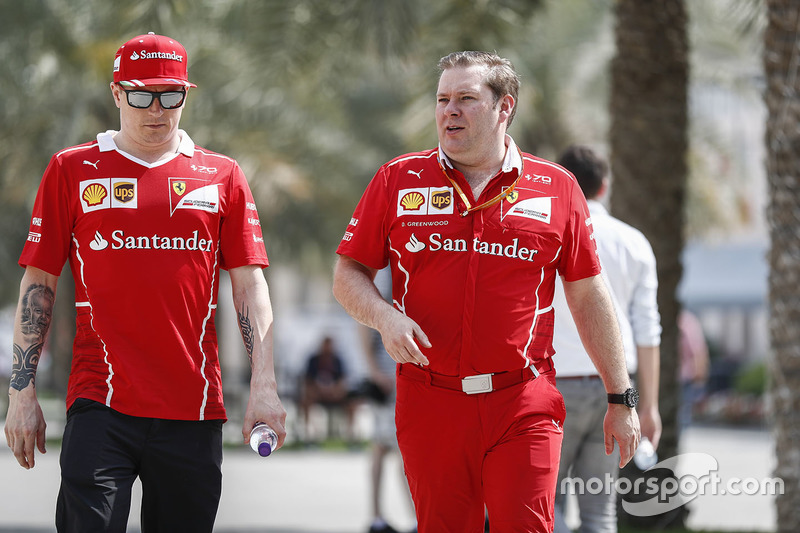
437,134,522,174
96,129,195,158
587,199,609,216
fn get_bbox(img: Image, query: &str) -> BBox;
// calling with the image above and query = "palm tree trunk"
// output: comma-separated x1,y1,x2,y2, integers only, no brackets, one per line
610,0,689,525
764,2,800,530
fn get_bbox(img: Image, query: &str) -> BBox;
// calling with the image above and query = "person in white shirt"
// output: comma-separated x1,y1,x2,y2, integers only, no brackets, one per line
360,268,416,533
552,145,662,533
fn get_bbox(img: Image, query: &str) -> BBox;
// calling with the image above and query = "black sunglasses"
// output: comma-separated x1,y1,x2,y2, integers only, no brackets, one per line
123,89,187,110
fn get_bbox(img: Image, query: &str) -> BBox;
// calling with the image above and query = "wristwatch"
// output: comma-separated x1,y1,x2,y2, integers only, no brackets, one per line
608,387,639,408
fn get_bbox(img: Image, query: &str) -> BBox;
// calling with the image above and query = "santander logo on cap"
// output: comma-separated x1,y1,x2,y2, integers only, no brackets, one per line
113,32,196,88
129,49,184,62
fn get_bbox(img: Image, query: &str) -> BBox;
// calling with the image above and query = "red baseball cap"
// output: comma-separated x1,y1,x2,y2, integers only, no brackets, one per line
113,32,196,88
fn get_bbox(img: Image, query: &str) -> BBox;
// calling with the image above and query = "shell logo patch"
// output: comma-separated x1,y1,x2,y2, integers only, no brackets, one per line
400,192,425,211
83,184,107,206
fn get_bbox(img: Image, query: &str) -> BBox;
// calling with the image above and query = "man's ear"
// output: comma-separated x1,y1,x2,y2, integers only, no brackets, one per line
499,94,515,124
110,82,123,109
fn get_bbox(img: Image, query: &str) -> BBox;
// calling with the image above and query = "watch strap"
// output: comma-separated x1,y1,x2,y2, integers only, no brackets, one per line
607,387,639,408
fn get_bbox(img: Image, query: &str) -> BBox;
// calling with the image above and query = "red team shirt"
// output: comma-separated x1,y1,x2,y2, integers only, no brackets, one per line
336,137,600,378
19,130,268,421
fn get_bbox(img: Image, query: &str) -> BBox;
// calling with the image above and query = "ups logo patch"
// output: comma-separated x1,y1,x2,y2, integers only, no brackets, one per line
113,182,136,203
430,190,451,210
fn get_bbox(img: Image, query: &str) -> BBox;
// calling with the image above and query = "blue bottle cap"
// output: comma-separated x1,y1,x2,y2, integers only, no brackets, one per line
258,442,272,457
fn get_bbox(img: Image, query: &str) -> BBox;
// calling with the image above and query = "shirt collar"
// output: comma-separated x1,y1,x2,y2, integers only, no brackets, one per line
501,135,523,174
96,129,195,157
437,134,522,175
436,143,455,169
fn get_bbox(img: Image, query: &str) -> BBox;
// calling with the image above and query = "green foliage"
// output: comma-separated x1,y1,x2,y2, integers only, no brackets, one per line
735,361,768,396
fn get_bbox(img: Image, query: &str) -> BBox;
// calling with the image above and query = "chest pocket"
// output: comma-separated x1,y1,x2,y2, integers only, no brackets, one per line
503,195,555,225
496,190,561,237
476,191,563,270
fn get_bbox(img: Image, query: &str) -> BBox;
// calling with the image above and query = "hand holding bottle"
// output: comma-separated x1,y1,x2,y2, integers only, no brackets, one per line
249,423,278,457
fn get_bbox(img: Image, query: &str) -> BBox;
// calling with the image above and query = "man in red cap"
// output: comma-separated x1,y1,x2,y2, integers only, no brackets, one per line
4,33,286,532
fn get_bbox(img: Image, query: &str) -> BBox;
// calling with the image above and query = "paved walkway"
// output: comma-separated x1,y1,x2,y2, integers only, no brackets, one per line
0,425,776,532
681,425,776,532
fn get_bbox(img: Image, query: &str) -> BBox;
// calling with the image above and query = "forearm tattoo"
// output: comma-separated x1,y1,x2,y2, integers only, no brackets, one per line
11,342,44,391
10,284,54,391
237,305,254,365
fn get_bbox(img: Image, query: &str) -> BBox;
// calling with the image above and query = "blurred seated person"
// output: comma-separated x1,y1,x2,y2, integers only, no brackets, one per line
300,335,356,442
679,309,709,429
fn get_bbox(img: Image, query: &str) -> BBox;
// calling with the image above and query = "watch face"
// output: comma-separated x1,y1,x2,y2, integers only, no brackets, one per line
625,388,640,408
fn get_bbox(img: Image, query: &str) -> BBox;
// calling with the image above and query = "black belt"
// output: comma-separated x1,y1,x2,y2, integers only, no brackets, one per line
399,358,554,395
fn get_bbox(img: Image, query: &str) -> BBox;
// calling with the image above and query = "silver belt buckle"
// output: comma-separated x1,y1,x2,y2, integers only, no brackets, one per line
461,373,493,394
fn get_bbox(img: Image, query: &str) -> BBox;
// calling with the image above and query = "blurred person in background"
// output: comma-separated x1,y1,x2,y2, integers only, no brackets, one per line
299,335,356,443
679,308,709,429
4,32,285,533
357,267,417,533
333,51,640,532
551,145,662,533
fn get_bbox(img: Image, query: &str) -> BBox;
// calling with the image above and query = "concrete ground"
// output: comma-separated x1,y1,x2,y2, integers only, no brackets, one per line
0,424,776,533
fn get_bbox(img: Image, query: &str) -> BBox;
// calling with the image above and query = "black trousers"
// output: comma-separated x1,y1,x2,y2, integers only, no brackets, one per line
56,399,223,533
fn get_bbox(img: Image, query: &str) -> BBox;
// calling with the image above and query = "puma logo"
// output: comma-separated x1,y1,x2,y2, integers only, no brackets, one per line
83,160,100,169
407,169,424,179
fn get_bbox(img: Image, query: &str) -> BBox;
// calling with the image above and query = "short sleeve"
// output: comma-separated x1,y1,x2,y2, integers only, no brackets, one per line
335,165,392,270
219,162,269,270
557,181,601,282
18,154,73,276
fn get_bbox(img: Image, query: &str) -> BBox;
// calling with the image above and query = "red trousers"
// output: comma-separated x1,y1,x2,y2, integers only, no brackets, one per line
396,366,565,533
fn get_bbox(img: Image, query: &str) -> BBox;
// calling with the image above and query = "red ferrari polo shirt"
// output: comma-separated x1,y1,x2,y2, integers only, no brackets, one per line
337,136,600,377
19,130,268,421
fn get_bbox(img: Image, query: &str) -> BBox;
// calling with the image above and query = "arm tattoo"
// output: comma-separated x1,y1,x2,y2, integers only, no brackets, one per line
237,305,254,365
10,342,44,391
10,284,54,391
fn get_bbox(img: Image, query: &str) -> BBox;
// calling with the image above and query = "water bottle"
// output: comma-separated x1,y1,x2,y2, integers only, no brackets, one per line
633,437,658,470
249,423,278,457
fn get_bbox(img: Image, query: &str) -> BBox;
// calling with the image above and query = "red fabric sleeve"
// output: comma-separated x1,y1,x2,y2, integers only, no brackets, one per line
219,162,269,270
336,165,392,270
18,154,73,276
557,179,601,282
